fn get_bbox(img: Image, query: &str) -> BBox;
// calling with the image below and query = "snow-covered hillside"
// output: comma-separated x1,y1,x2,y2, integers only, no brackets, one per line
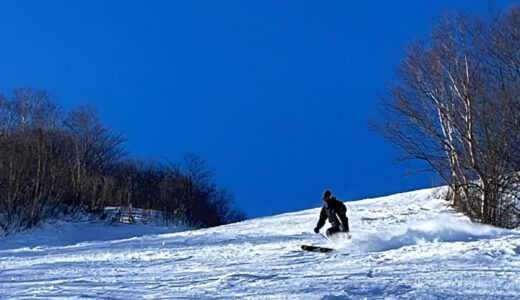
1,187,520,299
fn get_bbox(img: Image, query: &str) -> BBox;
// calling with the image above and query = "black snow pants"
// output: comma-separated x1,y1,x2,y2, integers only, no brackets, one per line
326,223,348,237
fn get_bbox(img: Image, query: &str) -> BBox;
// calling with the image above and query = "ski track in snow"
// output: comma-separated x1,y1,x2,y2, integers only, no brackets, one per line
1,187,520,299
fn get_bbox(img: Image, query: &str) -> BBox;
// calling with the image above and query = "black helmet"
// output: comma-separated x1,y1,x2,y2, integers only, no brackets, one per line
322,190,332,199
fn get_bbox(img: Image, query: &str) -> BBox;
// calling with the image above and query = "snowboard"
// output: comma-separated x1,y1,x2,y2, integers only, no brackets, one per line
301,245,334,253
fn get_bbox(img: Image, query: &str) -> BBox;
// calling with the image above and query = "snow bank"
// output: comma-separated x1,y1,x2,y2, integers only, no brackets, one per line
0,208,187,251
0,221,186,251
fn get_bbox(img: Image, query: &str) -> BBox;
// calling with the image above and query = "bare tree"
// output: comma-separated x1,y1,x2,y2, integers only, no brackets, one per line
0,88,244,232
373,6,520,228
63,105,127,208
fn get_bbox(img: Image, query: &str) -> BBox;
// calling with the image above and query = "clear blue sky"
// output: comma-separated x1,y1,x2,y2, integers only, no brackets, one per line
0,1,517,218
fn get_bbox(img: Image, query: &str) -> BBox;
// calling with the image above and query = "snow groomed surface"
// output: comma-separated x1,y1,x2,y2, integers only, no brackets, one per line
1,187,520,299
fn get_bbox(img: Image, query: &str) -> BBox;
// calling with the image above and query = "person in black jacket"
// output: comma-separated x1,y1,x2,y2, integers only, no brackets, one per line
314,190,349,237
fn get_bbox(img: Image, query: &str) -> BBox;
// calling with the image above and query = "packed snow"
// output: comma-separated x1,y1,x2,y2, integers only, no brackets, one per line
1,187,520,299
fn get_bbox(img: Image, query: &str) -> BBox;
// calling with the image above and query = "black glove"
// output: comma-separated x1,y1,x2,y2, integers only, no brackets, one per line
314,227,319,234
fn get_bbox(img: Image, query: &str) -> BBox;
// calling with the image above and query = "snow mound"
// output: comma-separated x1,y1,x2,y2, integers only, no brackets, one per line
0,209,186,251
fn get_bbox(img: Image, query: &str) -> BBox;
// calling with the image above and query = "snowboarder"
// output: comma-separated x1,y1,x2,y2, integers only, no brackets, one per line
314,190,349,237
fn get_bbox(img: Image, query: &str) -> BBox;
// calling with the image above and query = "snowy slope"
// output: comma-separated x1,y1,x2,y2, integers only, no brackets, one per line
1,187,520,299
